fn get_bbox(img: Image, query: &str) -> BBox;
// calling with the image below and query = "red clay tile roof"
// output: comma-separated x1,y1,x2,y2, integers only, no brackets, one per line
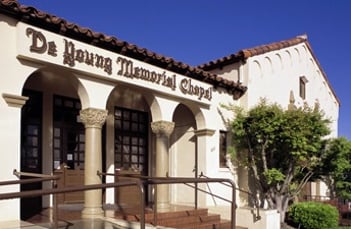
198,35,340,105
0,0,247,99
198,35,309,70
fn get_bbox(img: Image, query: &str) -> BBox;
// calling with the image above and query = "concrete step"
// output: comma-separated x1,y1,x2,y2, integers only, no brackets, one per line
114,207,246,229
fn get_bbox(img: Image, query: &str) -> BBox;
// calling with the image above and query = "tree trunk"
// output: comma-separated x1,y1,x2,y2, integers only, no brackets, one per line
274,194,290,224
323,176,336,199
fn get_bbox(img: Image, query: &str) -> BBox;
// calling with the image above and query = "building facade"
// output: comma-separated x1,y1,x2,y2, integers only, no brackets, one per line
199,36,340,228
0,1,339,228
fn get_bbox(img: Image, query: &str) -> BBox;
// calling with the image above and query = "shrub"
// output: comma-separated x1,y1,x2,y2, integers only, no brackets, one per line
288,201,339,229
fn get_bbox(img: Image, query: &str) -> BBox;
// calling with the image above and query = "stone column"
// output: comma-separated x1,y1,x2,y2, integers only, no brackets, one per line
194,129,215,207
151,120,175,210
80,108,108,218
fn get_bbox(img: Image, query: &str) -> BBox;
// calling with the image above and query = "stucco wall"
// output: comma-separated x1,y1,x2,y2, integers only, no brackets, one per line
0,15,33,221
244,43,339,137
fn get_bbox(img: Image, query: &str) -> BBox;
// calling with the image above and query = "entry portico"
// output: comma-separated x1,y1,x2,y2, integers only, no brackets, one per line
17,22,218,217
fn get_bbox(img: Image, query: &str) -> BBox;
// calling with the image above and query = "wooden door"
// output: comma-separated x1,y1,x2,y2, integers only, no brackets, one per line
115,170,141,209
114,107,149,208
53,95,85,204
54,165,84,204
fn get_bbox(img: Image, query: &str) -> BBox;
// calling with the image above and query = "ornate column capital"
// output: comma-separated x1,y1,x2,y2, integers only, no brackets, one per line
80,108,108,129
151,120,175,137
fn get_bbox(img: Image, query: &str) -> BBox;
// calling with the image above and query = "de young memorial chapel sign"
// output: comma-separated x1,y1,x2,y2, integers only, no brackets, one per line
16,22,213,105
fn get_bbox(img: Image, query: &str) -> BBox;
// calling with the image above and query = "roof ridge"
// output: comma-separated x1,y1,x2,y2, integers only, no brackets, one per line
198,35,308,70
240,35,307,58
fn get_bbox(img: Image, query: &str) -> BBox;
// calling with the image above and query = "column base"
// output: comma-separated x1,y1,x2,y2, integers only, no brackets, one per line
157,202,171,212
81,206,104,219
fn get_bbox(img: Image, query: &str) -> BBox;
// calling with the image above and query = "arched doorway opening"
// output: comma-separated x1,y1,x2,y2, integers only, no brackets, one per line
105,86,152,208
170,103,197,205
20,69,85,219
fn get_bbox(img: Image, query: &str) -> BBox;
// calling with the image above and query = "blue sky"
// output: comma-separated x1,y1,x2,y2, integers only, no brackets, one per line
19,0,351,139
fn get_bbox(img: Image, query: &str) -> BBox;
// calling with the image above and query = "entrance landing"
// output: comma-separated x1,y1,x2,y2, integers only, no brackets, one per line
0,220,46,229
15,204,170,229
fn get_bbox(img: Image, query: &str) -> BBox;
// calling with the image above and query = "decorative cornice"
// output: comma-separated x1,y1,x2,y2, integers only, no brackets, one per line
151,121,175,137
2,93,28,108
194,128,215,137
80,108,107,128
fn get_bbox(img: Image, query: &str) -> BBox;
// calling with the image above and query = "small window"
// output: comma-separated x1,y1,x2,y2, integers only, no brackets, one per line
299,76,308,99
219,131,228,168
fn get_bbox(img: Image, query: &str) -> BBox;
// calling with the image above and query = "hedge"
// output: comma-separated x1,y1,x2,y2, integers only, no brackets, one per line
288,201,339,229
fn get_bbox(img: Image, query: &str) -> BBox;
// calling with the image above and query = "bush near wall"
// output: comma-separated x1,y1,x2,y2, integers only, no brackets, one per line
288,201,339,229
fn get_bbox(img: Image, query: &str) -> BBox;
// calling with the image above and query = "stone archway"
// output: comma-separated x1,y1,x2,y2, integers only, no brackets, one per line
170,103,197,205
104,86,152,206
20,67,88,219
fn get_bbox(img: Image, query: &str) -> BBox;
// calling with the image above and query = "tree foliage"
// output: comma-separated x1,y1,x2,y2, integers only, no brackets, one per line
229,99,330,223
319,137,351,199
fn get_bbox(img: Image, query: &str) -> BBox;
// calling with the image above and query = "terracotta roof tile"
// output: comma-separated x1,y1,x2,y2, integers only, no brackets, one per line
198,35,308,70
198,35,339,105
241,35,307,59
0,0,247,99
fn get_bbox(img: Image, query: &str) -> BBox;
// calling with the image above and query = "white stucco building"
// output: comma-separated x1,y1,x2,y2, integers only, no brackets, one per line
0,1,339,229
199,35,340,228
200,34,339,134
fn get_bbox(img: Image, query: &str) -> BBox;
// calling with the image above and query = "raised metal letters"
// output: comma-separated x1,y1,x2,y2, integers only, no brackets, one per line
63,39,112,75
24,27,213,102
180,78,212,101
116,57,176,91
26,27,57,56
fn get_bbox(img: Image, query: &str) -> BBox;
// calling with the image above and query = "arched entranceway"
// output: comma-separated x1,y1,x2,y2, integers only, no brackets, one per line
170,103,197,205
105,86,152,207
20,69,86,219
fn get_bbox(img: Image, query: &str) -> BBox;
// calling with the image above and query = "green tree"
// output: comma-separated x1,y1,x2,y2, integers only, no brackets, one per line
229,100,330,223
319,137,351,200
